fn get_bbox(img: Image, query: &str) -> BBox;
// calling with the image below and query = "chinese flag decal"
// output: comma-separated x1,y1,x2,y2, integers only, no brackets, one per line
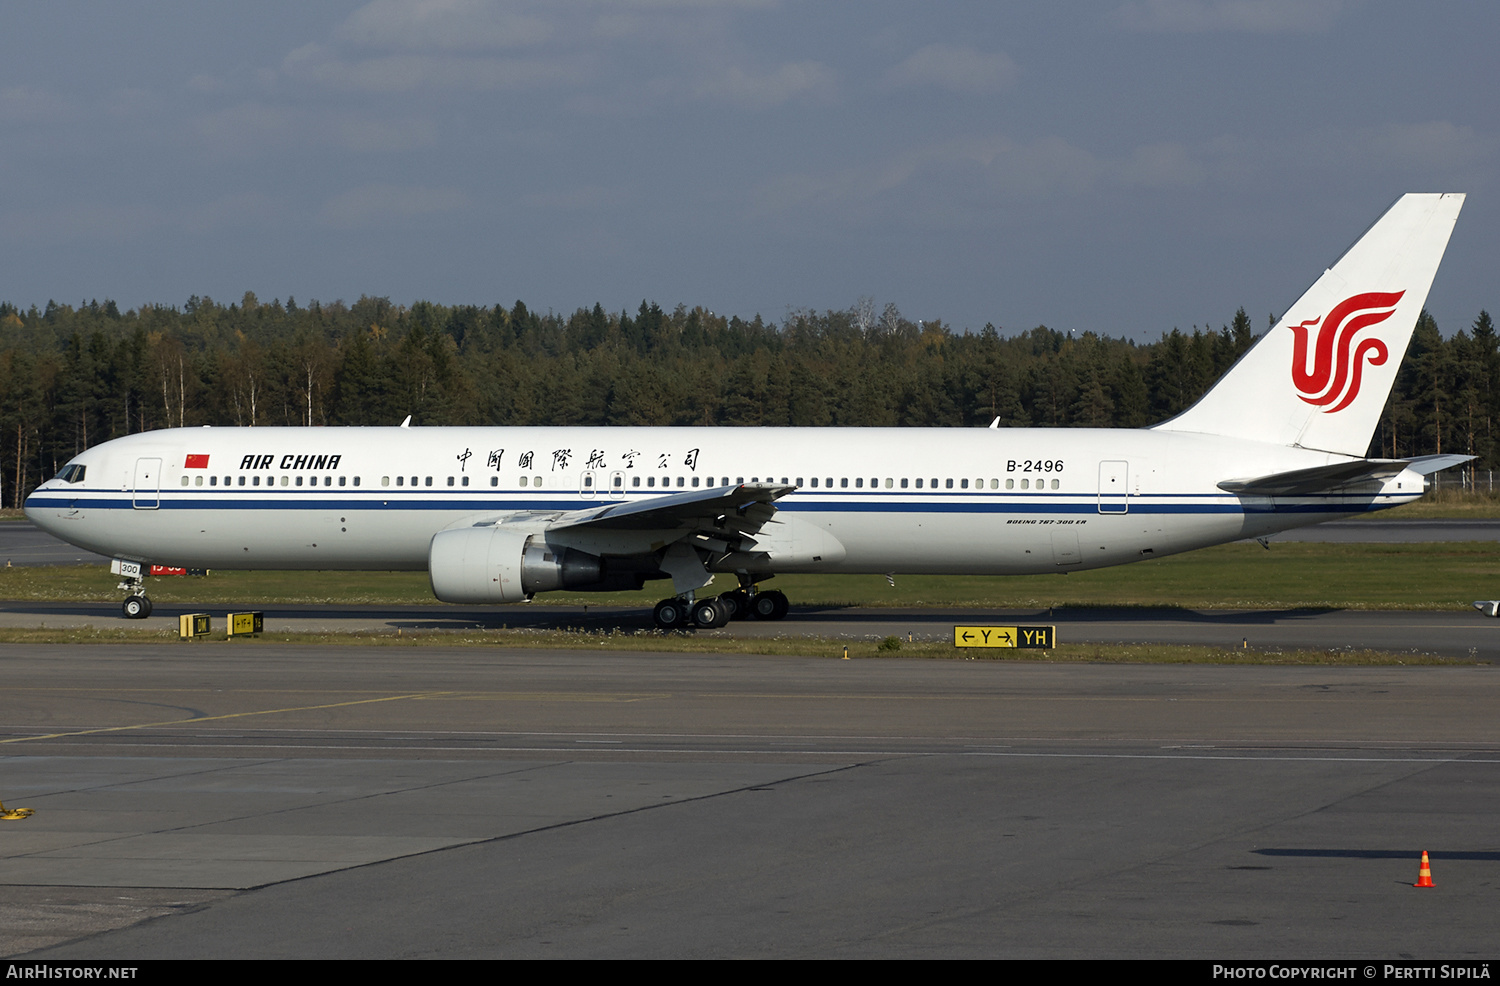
185,454,210,469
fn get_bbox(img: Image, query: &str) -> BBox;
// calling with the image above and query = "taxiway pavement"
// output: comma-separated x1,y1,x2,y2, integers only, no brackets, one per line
0,644,1497,958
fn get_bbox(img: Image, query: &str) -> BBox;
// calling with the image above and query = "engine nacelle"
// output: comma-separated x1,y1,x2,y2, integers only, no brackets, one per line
428,526,604,604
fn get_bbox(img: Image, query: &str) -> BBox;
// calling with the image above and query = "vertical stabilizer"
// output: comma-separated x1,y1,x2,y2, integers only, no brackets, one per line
1153,193,1464,455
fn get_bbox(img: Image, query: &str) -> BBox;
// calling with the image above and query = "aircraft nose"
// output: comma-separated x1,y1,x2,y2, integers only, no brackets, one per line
23,485,63,534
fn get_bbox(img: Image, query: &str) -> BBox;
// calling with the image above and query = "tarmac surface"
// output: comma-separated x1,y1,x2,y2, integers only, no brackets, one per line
0,644,1497,959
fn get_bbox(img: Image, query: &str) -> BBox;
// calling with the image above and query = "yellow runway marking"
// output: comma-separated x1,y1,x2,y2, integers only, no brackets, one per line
0,692,445,745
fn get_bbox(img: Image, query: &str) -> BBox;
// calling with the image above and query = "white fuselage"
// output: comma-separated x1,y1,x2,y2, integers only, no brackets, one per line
23,425,1424,581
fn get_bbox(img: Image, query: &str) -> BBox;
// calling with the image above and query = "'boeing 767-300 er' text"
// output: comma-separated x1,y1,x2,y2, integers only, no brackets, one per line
25,193,1471,628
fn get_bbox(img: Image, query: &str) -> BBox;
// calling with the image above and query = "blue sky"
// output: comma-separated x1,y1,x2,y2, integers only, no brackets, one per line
1,0,1494,339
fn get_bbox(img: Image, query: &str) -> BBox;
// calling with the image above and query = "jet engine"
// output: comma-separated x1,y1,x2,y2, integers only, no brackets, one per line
429,526,636,603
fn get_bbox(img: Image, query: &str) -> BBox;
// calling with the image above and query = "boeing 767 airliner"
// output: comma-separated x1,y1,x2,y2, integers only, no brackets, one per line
25,193,1470,629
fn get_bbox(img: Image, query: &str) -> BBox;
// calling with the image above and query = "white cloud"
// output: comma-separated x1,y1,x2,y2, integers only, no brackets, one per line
1119,142,1207,188
337,0,554,51
887,44,1018,95
692,60,837,109
519,184,625,211
282,42,583,93
1114,0,1348,33
317,182,469,228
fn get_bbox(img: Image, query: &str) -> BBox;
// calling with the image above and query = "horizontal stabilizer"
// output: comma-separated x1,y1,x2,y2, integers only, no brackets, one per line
1218,455,1472,497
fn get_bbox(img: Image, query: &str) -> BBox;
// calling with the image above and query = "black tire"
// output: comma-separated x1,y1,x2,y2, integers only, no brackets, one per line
122,596,149,620
751,590,789,621
653,598,687,630
718,590,750,620
691,599,724,629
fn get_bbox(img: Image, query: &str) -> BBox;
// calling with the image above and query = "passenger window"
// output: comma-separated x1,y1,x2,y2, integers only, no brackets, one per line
181,476,189,486
632,476,641,488
885,478,893,488
281,476,289,487
1021,478,1029,490
382,477,390,487
446,476,454,487
1006,478,1014,489
855,478,864,488
462,476,469,487
1051,479,1060,489
253,476,261,487
945,479,953,489
961,479,968,489
338,476,346,487
353,477,360,487
195,475,204,487
532,477,541,487
677,477,685,487
991,479,999,489
900,478,908,488
296,476,303,487
691,477,699,487
238,476,245,487
810,478,819,488
840,478,849,488
210,476,217,486
425,476,432,487
915,478,923,488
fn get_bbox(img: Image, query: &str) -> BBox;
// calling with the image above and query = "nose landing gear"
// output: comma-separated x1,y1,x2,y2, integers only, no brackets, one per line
114,560,152,619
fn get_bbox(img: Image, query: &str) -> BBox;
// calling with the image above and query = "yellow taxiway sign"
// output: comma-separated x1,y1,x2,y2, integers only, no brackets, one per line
953,625,1055,649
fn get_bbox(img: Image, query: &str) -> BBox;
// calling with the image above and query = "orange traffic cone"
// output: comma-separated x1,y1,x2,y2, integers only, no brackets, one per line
1413,851,1435,888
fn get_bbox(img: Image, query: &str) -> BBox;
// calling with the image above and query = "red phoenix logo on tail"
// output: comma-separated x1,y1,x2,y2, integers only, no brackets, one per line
1289,290,1405,412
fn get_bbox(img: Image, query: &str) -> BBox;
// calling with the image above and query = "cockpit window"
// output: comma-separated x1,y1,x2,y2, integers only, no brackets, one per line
56,464,86,484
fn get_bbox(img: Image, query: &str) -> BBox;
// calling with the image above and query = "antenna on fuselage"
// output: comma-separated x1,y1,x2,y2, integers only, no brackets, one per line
399,415,412,428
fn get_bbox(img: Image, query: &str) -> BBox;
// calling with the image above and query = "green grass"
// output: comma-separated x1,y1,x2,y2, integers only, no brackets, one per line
4,540,1496,611
0,624,1466,665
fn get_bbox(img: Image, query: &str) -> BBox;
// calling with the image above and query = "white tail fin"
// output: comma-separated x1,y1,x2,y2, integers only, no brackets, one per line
1154,193,1465,455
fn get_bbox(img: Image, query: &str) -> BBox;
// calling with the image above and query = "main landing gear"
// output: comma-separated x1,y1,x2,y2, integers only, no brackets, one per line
651,583,789,630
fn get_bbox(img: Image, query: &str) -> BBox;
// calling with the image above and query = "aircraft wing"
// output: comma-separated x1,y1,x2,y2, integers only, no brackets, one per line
549,483,795,535
1218,454,1472,497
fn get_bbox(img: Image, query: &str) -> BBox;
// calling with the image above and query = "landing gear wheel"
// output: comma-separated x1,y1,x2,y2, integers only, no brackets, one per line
122,595,152,620
692,598,731,629
750,589,789,621
653,598,689,630
718,590,751,620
